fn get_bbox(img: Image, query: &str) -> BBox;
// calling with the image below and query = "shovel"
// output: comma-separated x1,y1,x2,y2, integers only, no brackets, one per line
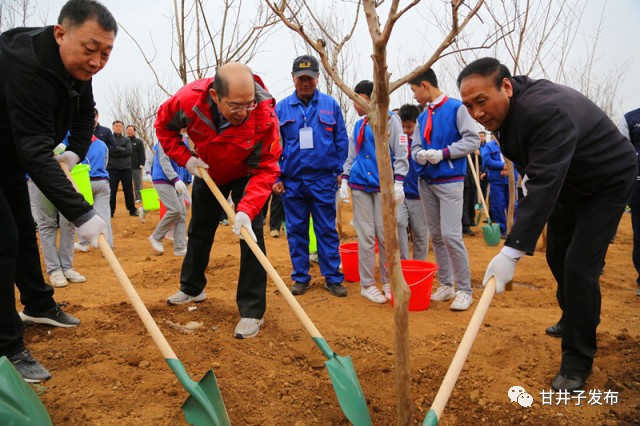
466,155,501,246
0,356,52,425
199,168,371,426
61,163,230,426
422,278,497,426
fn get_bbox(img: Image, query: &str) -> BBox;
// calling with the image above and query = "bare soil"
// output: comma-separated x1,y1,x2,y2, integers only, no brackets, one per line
20,188,640,425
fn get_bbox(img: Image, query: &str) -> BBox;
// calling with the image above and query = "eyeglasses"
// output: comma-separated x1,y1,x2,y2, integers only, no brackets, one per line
223,99,258,113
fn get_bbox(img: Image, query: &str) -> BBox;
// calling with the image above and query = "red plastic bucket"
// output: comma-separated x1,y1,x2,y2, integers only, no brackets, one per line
339,242,359,282
390,260,438,311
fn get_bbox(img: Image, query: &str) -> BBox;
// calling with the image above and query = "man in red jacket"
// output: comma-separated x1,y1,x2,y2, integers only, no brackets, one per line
154,62,281,339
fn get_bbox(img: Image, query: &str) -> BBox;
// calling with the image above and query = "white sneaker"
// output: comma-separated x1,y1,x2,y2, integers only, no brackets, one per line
63,269,86,283
174,247,187,256
431,285,455,302
74,242,89,253
166,290,206,305
382,283,392,301
309,252,319,263
450,291,473,311
49,270,68,288
148,235,164,254
234,317,264,339
360,285,387,304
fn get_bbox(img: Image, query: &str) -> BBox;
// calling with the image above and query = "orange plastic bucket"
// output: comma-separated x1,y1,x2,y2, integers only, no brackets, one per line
390,260,438,311
339,242,359,282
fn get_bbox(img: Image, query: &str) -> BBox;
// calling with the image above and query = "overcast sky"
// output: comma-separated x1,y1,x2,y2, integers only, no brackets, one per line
31,0,640,128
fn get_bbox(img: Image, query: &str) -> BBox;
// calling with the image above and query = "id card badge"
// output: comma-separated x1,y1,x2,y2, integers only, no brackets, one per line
299,127,314,150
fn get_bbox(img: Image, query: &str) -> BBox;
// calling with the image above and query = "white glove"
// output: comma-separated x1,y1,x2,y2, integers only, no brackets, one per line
77,215,107,248
339,179,350,203
394,181,405,204
425,149,444,165
55,151,80,170
232,211,257,242
482,247,525,293
174,180,187,194
521,174,529,196
186,157,209,178
415,150,429,165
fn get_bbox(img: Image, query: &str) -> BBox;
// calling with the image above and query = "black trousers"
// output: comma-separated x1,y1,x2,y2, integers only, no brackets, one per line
268,192,285,231
0,176,56,357
108,168,136,215
546,184,633,374
180,177,267,318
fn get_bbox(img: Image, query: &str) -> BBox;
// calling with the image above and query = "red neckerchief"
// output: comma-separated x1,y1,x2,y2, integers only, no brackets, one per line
423,95,449,145
355,116,368,154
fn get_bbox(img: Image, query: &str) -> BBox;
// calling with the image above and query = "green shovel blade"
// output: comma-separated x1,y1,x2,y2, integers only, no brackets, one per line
0,356,52,426
167,359,231,426
423,409,439,425
482,222,501,247
312,338,371,426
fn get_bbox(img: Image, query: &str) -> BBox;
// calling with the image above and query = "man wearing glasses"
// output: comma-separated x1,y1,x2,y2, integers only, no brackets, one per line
154,62,281,339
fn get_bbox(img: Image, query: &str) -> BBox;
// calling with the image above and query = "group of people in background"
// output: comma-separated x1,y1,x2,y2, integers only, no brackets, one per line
1,0,637,402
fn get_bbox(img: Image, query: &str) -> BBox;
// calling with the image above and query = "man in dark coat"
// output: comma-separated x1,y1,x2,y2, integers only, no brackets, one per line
458,57,636,391
0,0,114,381
127,124,146,202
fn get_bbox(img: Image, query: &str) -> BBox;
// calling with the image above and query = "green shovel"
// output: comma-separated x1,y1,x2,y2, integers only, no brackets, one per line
466,155,501,246
200,168,372,426
61,163,230,426
423,278,497,425
0,356,52,425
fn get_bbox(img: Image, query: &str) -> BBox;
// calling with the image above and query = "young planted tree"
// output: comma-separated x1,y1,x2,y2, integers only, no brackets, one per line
109,84,165,151
266,1,485,423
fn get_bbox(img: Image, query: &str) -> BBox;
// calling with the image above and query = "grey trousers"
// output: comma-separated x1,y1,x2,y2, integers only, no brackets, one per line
27,180,75,275
397,198,430,260
418,180,471,293
152,182,187,251
351,190,388,287
132,167,143,201
77,179,113,248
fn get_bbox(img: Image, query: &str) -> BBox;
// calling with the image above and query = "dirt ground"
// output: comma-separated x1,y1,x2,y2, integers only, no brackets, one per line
19,187,640,425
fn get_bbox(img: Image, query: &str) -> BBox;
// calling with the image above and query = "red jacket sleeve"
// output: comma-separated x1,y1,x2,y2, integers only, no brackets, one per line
236,111,282,219
154,91,193,167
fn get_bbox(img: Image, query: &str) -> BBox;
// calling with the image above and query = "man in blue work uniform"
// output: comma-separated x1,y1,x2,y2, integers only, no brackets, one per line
273,55,349,297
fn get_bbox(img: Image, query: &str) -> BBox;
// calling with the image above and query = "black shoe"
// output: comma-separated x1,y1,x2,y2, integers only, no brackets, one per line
290,282,310,295
19,303,80,328
551,369,591,392
500,233,507,240
324,283,348,297
462,227,476,236
545,322,564,338
8,349,51,383
129,210,139,217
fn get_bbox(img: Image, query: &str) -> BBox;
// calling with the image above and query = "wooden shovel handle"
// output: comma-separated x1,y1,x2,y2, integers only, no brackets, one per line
466,154,491,221
60,162,177,360
429,278,496,419
198,168,324,340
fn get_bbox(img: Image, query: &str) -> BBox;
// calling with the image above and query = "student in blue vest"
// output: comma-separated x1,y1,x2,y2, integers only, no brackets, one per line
397,104,430,260
340,81,409,303
409,68,480,312
148,142,189,256
273,55,349,297
618,107,640,297
75,134,113,251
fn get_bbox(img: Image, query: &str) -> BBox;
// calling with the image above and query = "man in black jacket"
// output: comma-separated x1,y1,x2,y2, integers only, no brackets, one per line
0,0,114,382
108,120,137,216
458,58,636,391
127,124,146,203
